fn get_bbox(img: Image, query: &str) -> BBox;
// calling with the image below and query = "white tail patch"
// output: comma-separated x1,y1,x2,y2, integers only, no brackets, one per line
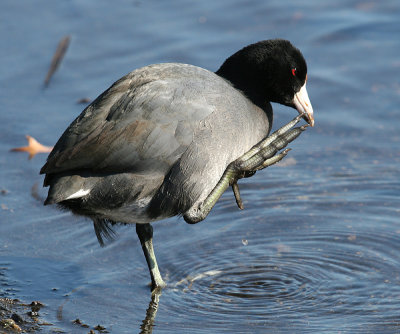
65,189,90,200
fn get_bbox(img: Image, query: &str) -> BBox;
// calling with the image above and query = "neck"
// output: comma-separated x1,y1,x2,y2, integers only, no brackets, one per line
215,48,273,111
218,77,274,125
215,63,273,126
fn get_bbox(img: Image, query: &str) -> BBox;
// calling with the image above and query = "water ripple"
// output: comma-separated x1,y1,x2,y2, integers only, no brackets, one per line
160,223,400,331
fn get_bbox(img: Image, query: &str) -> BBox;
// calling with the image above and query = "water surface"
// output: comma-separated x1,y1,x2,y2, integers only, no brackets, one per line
1,0,400,333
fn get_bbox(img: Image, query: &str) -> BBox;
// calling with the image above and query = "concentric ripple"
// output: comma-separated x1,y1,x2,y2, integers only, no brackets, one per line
159,216,400,331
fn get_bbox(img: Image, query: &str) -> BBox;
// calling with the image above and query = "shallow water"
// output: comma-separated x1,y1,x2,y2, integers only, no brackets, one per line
1,0,400,333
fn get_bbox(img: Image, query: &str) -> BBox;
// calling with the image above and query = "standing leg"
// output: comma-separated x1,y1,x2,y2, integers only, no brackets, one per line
136,223,166,291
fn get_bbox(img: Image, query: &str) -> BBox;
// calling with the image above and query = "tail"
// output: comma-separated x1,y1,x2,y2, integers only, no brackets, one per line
93,218,117,246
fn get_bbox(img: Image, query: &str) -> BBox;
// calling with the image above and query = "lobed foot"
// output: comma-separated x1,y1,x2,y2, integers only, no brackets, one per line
184,113,309,224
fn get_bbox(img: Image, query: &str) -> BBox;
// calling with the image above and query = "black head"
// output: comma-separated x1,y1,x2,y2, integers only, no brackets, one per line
216,39,313,125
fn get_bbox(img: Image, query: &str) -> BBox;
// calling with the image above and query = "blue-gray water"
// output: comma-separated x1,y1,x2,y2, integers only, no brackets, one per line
1,0,400,333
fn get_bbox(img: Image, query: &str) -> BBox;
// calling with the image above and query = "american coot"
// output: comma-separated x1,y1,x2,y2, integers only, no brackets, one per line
41,39,313,291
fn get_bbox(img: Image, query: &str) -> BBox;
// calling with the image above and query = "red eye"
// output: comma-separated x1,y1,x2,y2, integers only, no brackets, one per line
291,68,296,76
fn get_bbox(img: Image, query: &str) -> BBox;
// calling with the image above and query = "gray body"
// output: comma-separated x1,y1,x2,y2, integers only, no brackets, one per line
42,63,271,224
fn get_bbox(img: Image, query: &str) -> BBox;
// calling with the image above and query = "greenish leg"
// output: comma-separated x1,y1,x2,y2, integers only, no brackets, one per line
136,223,166,292
232,181,243,210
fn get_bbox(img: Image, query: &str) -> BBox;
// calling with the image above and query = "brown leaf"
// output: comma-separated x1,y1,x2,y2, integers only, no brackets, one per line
10,135,53,160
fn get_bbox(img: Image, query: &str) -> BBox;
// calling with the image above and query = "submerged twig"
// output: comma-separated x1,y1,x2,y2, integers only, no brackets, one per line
44,35,71,87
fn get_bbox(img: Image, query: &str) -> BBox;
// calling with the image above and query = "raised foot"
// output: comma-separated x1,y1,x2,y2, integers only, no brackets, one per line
230,114,309,207
234,113,308,173
184,113,309,224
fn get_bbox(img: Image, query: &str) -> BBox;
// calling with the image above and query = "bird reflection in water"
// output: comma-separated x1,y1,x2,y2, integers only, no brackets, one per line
139,290,162,334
